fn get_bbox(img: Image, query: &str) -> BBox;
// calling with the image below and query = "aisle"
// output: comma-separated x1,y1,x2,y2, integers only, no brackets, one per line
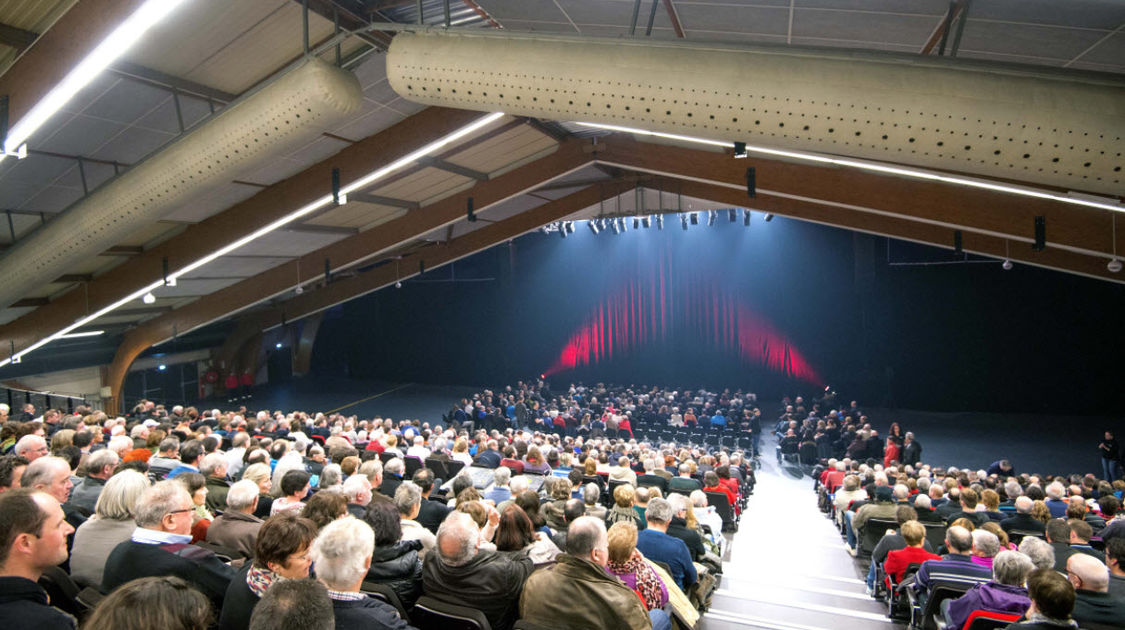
700,440,904,630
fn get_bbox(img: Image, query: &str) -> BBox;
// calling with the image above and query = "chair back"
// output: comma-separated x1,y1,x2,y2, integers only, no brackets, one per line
360,581,410,620
705,490,736,531
37,566,103,621
1006,530,1044,544
916,580,973,630
445,460,466,478
425,457,449,480
962,609,1021,630
411,595,492,630
924,524,948,552
858,518,898,560
380,452,396,464
404,456,424,478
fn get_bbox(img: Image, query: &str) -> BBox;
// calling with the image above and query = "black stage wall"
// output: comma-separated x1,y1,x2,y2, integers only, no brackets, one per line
310,216,1125,416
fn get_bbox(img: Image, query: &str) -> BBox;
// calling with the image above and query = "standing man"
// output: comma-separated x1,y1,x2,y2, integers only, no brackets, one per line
0,489,77,629
1098,431,1121,481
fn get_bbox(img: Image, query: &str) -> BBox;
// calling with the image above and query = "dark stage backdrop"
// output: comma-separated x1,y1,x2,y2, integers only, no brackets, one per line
310,216,1125,415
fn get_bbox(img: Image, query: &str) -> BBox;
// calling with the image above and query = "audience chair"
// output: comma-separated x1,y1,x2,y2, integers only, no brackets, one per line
424,457,449,480
705,490,738,532
923,524,948,552
37,565,104,621
193,540,243,563
404,456,424,478
444,460,465,478
857,518,898,561
148,465,173,482
361,580,410,620
959,610,1021,630
908,579,972,630
380,452,396,465
411,595,493,630
1005,530,1044,545
886,562,923,621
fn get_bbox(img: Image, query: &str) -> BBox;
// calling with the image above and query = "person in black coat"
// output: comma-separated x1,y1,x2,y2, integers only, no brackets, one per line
310,517,417,630
412,469,452,534
363,502,424,608
0,490,77,630
1004,568,1078,630
1098,430,1121,482
901,433,923,467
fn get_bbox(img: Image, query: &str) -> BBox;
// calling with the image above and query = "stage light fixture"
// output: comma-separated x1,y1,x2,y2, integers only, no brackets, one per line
1109,259,1123,273
566,221,575,235
681,214,688,231
642,216,651,228
1002,260,1013,270
611,219,621,235
395,281,403,289
275,342,283,349
655,215,663,230
690,212,699,225
743,209,751,226
58,330,105,339
157,364,167,371
559,222,567,238
764,213,774,222
733,141,747,159
707,210,716,226
142,292,156,305
633,217,640,229
619,217,628,232
294,285,304,295
728,208,737,223
588,220,600,235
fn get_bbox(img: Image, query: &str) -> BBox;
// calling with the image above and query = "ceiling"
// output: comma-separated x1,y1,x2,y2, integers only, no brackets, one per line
0,0,1121,384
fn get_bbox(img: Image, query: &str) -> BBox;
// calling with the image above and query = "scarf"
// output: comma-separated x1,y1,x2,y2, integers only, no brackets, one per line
607,556,666,611
246,565,280,598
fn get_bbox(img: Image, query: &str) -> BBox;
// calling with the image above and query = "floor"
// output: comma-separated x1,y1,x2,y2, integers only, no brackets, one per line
700,436,904,630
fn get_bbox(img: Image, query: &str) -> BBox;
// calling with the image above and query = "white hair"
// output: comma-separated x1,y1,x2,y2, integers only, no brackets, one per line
199,452,228,477
342,475,371,505
510,476,530,495
310,516,375,590
226,480,259,511
94,470,150,520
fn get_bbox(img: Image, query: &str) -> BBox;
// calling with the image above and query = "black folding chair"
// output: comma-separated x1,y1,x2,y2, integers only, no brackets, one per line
37,566,103,621
908,580,972,630
404,456,424,479
411,595,492,630
857,517,898,561
923,524,947,553
705,490,737,532
361,580,411,620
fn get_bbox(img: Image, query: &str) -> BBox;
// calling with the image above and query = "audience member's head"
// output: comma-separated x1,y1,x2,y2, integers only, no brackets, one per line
302,491,348,530
436,511,480,567
0,455,29,493
900,520,925,548
225,479,260,514
136,481,194,535
1025,568,1075,622
83,576,211,630
606,521,639,565
1066,553,1109,593
253,513,316,578
309,516,374,592
945,525,973,554
21,456,72,504
566,516,609,566
991,550,1034,586
1044,518,1070,544
248,578,334,630
0,489,73,580
1018,536,1056,571
95,469,149,521
971,529,1001,559
495,504,536,552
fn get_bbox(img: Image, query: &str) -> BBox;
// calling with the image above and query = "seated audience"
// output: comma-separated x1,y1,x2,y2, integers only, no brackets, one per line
520,516,663,630
395,482,435,557
583,482,607,519
67,449,119,513
83,576,212,630
309,516,416,630
884,520,941,584
71,470,150,590
206,480,264,559
942,550,1033,630
411,468,451,534
271,470,311,516
482,467,512,504
1045,518,1074,573
363,501,423,608
637,497,697,592
1018,536,1057,572
247,578,334,630
494,504,562,565
606,483,646,530
173,472,213,543
1005,568,1077,630
240,463,274,519
302,490,348,531
217,513,316,630
605,521,669,612
1066,552,1125,626
103,481,235,610
342,475,373,519
421,511,533,630
912,526,992,603
666,493,707,562
668,463,703,494
1000,496,1047,536
1066,519,1104,563
0,489,76,630
969,529,1002,571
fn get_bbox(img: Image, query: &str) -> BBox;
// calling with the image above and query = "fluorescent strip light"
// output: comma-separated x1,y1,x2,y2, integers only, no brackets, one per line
574,122,1124,214
57,330,105,339
0,112,507,368
2,0,190,160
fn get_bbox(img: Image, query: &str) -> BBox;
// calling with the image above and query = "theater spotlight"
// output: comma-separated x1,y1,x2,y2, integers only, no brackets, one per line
690,212,699,225
655,214,663,230
1109,258,1123,273
764,213,774,222
142,292,156,304
559,222,567,239
599,218,609,230
707,210,716,226
618,217,627,232
588,220,600,235
611,219,621,235
728,208,737,223
642,216,651,229
633,217,640,229
1002,259,1013,270
743,209,751,226
566,221,575,235
681,214,689,231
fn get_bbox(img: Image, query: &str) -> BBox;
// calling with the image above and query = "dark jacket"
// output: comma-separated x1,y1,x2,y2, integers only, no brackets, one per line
379,474,404,500
667,516,707,561
518,555,649,630
331,596,416,630
0,577,75,630
422,548,533,630
1072,589,1125,626
416,498,451,534
204,477,232,514
902,440,923,466
475,449,501,469
366,540,423,608
205,510,262,559
217,563,259,630
102,540,236,610
1000,513,1047,535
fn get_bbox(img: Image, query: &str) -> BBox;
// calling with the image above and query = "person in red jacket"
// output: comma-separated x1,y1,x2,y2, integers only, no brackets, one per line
883,437,901,469
702,471,739,515
884,520,941,584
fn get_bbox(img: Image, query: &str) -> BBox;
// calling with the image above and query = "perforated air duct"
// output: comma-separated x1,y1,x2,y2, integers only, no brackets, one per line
0,58,362,310
387,31,1125,197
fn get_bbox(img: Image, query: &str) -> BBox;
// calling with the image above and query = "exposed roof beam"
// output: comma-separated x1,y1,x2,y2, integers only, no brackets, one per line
114,307,174,317
0,21,38,52
662,0,685,38
101,245,143,256
0,107,485,356
301,0,392,50
348,192,420,209
522,117,569,142
55,274,92,283
11,297,48,308
283,224,360,235
109,61,237,103
417,156,489,180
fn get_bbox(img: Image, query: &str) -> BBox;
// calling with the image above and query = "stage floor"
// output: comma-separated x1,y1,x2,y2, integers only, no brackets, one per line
236,378,1124,479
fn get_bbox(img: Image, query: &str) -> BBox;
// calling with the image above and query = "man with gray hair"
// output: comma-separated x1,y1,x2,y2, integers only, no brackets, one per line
1018,536,1056,571
422,511,533,630
582,483,607,519
913,525,992,603
205,479,262,559
636,496,697,591
309,517,414,629
379,458,405,498
483,466,512,504
68,448,119,513
943,549,1034,629
13,435,48,463
396,482,435,557
520,516,659,630
22,456,86,530
342,474,373,519
1001,496,1047,536
102,480,234,609
199,452,230,514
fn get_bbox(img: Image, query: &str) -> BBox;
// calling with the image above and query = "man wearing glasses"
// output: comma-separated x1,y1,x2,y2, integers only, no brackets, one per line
102,480,234,610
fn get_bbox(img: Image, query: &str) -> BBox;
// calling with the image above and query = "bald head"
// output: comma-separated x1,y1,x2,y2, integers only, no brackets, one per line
566,516,608,564
1067,553,1109,592
435,511,479,567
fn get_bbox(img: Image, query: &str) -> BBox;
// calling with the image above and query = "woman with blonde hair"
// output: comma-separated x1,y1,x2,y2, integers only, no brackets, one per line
606,521,668,611
71,469,151,590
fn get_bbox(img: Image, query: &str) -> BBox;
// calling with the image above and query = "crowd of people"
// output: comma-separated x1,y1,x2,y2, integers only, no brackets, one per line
0,381,755,630
811,407,1125,629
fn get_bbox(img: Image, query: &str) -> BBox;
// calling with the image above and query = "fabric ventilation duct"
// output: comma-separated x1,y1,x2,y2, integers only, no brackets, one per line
387,31,1125,198
0,58,362,310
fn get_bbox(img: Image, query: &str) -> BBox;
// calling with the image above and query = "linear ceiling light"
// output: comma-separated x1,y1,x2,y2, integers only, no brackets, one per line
574,122,1124,215
57,330,105,339
1,0,190,161
0,111,506,369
